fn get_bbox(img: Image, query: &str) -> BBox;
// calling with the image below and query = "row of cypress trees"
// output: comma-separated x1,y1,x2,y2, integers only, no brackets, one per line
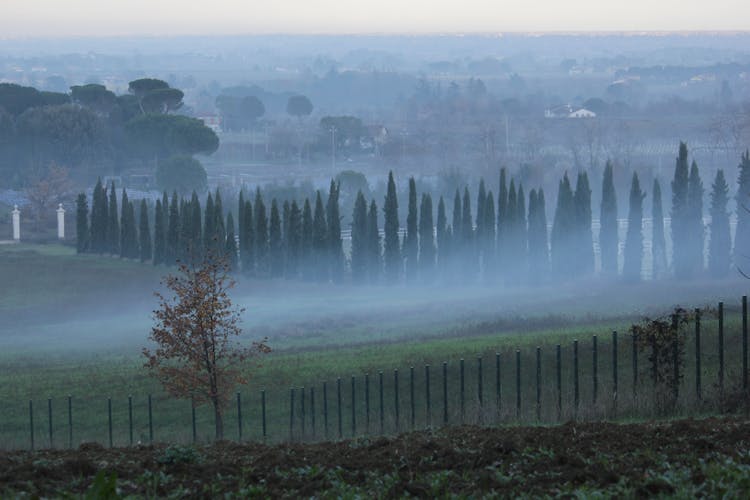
75,143,745,284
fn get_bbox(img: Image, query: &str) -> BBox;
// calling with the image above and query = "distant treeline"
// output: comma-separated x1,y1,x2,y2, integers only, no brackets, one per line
0,80,218,188
75,143,749,285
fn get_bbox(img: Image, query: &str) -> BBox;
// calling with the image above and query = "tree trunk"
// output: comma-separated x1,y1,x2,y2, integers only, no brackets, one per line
213,400,224,440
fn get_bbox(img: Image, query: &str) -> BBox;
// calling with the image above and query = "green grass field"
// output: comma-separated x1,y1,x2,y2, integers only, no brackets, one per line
1,244,749,448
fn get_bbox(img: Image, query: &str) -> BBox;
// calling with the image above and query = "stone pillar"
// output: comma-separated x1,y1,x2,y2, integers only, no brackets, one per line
57,203,65,239
11,205,20,241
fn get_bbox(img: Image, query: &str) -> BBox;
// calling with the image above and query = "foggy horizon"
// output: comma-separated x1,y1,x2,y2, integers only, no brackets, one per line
3,0,750,38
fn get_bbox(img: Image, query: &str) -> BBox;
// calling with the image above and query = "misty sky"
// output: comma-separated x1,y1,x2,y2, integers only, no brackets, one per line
2,0,749,37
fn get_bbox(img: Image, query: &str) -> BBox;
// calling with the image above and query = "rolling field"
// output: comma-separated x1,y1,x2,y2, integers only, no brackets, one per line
1,244,749,448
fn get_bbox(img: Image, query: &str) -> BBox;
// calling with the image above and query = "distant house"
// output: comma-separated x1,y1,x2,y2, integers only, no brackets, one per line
197,114,222,133
360,125,389,155
544,104,596,119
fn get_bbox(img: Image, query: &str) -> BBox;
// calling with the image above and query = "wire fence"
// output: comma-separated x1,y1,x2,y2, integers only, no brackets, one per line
3,296,749,451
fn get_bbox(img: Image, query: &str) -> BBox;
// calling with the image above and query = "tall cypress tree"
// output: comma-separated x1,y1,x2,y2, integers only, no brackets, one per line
404,177,419,283
203,193,215,252
269,199,283,278
462,186,476,281
241,199,255,276
238,190,246,257
107,182,119,255
709,169,731,278
120,190,137,259
153,199,165,265
214,189,226,257
436,196,448,277
255,189,269,276
225,212,238,270
506,180,518,283
127,201,139,259
419,193,435,282
312,191,328,282
528,188,549,284
301,198,314,281
367,199,381,284
483,191,496,281
76,193,89,254
189,192,202,262
475,179,487,263
734,150,750,263
671,142,690,278
286,200,302,279
89,179,106,253
551,173,575,280
451,189,462,283
652,179,667,279
623,172,645,281
383,171,400,284
282,200,291,273
516,184,527,283
351,190,369,284
497,168,508,275
176,199,189,263
139,199,151,262
166,192,180,265
574,172,594,275
687,160,705,275
326,180,344,283
599,161,618,277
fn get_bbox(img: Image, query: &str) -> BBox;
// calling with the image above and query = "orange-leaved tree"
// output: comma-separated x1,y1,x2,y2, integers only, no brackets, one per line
144,253,269,440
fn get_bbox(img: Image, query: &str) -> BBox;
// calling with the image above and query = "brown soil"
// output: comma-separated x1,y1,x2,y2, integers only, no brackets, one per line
2,417,750,497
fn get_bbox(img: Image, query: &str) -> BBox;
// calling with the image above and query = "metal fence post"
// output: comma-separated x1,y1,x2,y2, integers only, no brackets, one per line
556,345,562,420
301,387,306,438
515,350,521,417
410,367,415,430
68,395,73,449
592,335,598,404
394,369,400,432
719,301,724,393
573,340,579,414
495,352,501,418
459,359,465,423
365,373,370,434
695,309,701,401
477,357,483,423
48,398,53,449
128,395,133,446
310,387,316,438
379,371,384,434
632,332,638,399
29,400,34,451
323,382,328,439
261,390,267,442
290,388,296,441
743,295,748,390
336,378,342,439
425,365,431,427
351,377,356,437
672,314,679,401
442,362,448,425
148,394,153,445
108,397,114,448
236,392,242,441
535,347,541,421
612,332,618,409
